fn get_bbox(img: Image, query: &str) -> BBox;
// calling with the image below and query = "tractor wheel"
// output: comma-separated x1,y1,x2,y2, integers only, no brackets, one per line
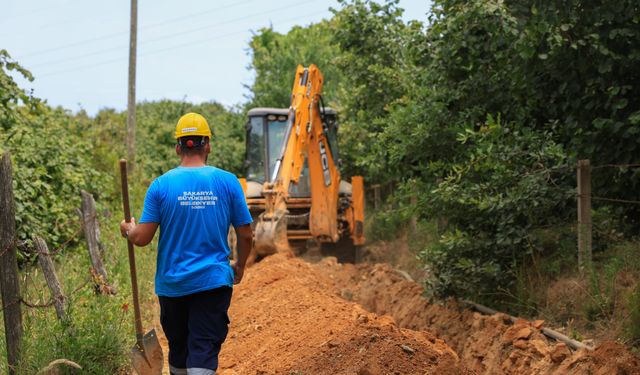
320,237,358,264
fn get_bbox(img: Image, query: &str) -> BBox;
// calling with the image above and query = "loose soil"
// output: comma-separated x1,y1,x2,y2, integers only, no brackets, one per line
316,258,640,374
152,252,640,374
217,254,466,374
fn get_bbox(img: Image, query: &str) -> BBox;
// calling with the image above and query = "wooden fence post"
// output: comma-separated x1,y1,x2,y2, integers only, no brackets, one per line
81,190,103,255
81,191,113,294
373,184,381,210
577,159,592,273
34,237,66,321
436,178,447,234
410,194,418,233
0,152,22,374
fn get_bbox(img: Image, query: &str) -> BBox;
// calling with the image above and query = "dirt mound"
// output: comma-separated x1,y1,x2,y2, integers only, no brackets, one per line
217,254,466,374
314,259,640,375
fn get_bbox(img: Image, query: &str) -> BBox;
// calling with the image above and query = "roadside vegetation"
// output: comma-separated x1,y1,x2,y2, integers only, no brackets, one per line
0,52,245,372
247,0,640,345
1,0,640,370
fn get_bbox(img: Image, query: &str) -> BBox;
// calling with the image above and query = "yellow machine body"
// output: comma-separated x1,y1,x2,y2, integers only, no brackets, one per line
242,64,365,260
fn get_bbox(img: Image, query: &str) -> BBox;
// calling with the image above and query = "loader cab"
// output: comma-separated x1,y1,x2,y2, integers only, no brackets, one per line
245,107,339,198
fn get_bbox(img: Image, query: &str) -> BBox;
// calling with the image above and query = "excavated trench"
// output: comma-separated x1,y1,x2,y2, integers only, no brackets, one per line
154,253,640,374
315,257,640,374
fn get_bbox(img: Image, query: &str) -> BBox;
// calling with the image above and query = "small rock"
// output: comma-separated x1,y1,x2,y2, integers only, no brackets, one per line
358,361,383,375
530,339,550,357
340,289,354,301
500,313,512,324
401,344,416,354
328,340,339,348
550,343,571,363
506,326,532,342
532,320,545,329
513,339,528,349
471,316,484,330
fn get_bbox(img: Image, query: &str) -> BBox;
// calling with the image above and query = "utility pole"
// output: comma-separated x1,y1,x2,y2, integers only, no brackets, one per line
126,0,138,173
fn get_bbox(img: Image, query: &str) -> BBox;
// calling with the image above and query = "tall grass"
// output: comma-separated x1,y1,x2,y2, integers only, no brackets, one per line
0,182,157,374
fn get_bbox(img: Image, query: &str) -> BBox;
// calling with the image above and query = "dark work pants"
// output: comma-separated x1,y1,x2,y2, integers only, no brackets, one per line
159,287,233,375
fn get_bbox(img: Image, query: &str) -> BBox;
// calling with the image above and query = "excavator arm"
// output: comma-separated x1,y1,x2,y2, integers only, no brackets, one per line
255,64,341,253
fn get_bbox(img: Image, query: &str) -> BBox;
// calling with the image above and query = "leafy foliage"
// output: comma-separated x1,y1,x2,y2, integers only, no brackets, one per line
134,100,245,179
426,0,640,221
331,0,417,179
1,52,108,256
419,120,573,299
0,50,39,131
1,1,639,356
327,0,640,300
247,20,344,109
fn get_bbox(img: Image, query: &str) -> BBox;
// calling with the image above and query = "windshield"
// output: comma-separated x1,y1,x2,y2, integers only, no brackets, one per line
246,116,265,182
325,113,339,162
267,118,288,181
266,117,311,196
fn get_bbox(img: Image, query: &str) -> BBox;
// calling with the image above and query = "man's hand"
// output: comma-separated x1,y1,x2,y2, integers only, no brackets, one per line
231,261,244,284
120,217,136,238
119,219,159,247
232,224,252,285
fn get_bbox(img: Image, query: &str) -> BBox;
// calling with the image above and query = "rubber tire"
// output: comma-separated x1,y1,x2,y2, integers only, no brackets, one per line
320,237,358,264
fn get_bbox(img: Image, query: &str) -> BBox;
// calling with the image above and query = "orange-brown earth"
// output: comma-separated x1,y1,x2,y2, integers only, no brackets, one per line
153,253,640,374
317,258,640,375
217,254,466,374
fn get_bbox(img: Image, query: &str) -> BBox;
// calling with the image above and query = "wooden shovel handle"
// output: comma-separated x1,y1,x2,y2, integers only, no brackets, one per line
119,159,144,339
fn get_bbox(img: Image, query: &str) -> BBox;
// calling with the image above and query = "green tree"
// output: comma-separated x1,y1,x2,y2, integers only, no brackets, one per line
134,100,245,179
420,119,573,300
332,0,640,300
1,51,109,255
331,0,415,180
247,20,344,109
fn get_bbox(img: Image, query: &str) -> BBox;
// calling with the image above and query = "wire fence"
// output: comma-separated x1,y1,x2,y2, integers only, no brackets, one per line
580,162,640,205
591,163,640,170
0,277,92,314
0,210,106,316
0,213,96,260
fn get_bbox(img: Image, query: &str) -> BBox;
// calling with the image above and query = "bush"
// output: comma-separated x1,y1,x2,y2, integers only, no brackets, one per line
0,215,158,374
1,52,109,259
419,118,573,301
367,208,410,242
134,100,246,179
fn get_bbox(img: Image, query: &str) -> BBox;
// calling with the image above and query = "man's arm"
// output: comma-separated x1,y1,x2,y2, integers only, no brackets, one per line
120,218,158,247
231,224,253,284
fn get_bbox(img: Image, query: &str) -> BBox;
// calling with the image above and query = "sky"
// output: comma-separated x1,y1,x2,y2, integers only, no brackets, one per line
0,0,431,115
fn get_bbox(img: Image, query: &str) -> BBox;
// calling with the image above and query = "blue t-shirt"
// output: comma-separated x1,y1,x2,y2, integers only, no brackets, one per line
139,166,252,297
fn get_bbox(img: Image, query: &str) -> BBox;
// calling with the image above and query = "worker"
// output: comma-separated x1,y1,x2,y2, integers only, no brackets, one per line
119,112,253,375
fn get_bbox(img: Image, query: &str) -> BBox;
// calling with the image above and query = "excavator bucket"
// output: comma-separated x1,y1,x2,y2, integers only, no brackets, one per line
254,213,289,255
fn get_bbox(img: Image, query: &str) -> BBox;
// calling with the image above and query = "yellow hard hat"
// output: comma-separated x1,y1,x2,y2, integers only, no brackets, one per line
175,112,212,139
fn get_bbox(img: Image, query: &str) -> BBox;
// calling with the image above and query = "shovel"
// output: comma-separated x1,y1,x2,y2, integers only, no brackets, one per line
119,159,164,375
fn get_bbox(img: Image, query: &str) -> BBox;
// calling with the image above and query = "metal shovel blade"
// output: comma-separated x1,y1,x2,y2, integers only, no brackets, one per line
130,329,163,375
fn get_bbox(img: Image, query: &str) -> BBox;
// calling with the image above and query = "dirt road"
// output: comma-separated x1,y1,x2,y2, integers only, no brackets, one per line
154,254,640,374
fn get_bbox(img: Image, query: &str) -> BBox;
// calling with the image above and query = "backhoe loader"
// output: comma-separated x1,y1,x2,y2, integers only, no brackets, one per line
239,64,365,262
